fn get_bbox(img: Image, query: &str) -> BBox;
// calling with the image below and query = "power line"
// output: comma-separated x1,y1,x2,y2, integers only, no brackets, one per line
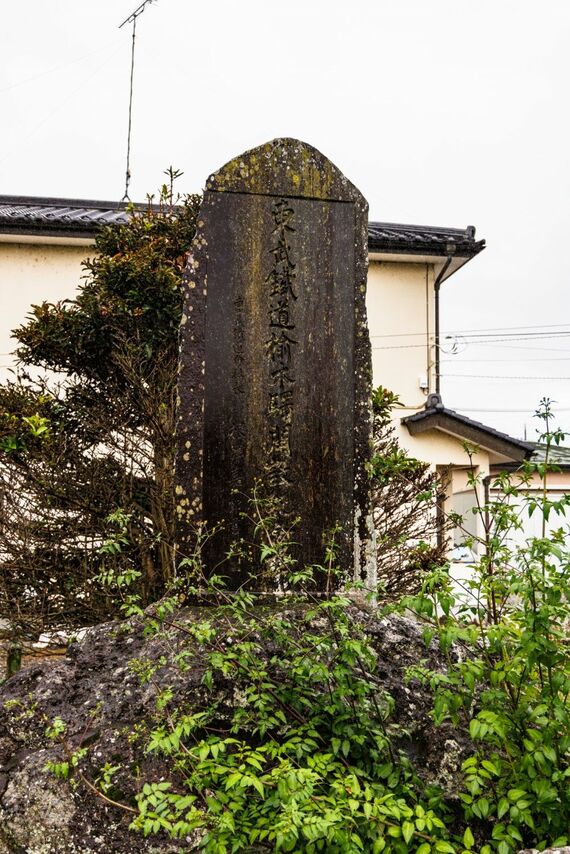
450,324,570,333
370,322,570,339
457,332,570,341
471,342,570,354
443,373,570,380
0,40,121,96
0,47,123,170
372,333,570,351
441,356,570,363
453,407,570,414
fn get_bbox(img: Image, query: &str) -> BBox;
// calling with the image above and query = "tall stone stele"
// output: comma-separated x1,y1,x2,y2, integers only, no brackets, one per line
175,138,374,589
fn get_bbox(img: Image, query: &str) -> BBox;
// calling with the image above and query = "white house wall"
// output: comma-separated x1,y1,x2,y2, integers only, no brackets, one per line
1,246,437,400
0,241,481,475
367,260,435,409
0,241,92,382
367,258,481,472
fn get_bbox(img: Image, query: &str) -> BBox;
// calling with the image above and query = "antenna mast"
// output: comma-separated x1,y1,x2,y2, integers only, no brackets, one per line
119,0,157,201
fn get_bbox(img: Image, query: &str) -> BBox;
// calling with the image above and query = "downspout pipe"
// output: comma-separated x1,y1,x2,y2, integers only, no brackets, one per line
434,245,456,395
483,474,491,535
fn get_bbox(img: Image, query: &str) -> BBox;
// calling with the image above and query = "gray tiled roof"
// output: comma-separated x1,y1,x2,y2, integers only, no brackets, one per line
0,195,485,257
402,395,534,462
0,195,137,238
530,442,570,469
368,221,485,257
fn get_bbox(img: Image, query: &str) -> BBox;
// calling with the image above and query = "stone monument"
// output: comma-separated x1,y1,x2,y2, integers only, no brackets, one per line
175,138,374,588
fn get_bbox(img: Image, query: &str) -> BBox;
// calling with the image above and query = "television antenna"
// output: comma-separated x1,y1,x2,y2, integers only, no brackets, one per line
119,0,157,201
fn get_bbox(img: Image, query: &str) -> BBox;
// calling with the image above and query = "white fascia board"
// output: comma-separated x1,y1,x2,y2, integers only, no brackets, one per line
368,252,472,283
0,233,95,246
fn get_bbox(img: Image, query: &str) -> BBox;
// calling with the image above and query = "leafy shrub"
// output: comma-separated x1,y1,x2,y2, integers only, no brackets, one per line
0,173,200,637
401,399,570,852
371,386,448,599
41,402,570,852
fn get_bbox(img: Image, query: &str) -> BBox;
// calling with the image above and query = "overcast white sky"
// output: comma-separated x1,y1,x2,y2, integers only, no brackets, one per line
2,0,569,440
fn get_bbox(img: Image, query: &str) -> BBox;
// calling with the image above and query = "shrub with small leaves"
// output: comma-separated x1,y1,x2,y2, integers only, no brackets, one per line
41,402,570,853
400,400,570,853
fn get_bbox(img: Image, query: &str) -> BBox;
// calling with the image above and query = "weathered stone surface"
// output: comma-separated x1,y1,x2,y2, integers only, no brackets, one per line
175,138,373,587
0,617,197,853
519,850,570,854
0,608,468,853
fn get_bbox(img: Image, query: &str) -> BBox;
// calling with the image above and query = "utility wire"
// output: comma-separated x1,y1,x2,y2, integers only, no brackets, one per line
441,356,570,363
446,324,570,332
373,333,570,351
453,332,570,340
443,373,570,380
455,407,570,414
453,406,570,413
0,48,122,169
370,322,570,339
0,40,121,96
476,342,570,354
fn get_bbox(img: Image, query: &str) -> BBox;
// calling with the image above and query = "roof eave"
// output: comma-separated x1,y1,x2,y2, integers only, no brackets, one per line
368,237,485,256
0,194,139,211
368,251,483,283
0,221,99,240
0,198,486,270
403,409,533,463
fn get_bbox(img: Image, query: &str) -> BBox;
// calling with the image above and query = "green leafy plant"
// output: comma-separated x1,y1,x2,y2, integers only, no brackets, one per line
0,172,200,637
371,386,448,599
35,398,569,851
41,401,570,852
400,399,570,852
40,493,459,852
128,580,456,852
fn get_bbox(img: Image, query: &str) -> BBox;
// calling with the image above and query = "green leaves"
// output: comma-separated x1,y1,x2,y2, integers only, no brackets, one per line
127,533,570,853
44,400,570,852
0,187,200,633
22,413,50,438
394,405,570,854
115,588,458,851
401,820,414,843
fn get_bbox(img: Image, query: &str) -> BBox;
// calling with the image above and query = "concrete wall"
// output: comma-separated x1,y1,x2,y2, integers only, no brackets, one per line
367,260,435,408
0,237,478,458
6,233,548,566
1,243,435,387
0,238,93,382
0,238,474,473
367,258,476,471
